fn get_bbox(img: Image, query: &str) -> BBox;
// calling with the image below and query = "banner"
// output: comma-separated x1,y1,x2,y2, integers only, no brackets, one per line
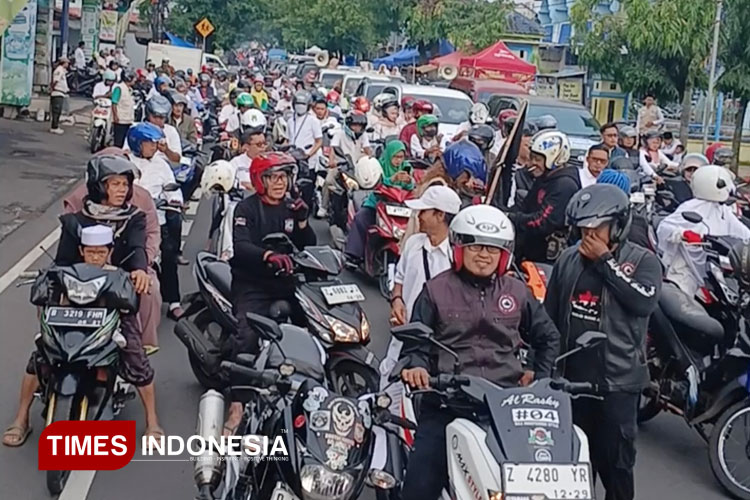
54,0,81,17
0,0,37,107
81,0,100,58
99,9,117,43
0,0,29,34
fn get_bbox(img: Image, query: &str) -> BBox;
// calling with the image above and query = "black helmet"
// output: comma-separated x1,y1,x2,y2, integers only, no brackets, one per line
216,69,228,80
523,122,537,137
175,69,186,80
146,94,172,118
345,111,368,128
120,70,136,83
535,114,558,131
199,72,211,84
713,147,733,166
86,155,136,204
170,91,189,107
503,116,517,137
236,79,251,90
729,241,750,289
310,90,326,105
229,88,243,103
467,125,495,152
610,156,637,171
566,184,632,244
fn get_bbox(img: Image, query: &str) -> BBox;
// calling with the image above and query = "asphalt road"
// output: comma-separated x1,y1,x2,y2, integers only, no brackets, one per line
0,129,732,499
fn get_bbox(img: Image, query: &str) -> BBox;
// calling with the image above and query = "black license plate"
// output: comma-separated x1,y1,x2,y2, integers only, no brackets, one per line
45,307,107,328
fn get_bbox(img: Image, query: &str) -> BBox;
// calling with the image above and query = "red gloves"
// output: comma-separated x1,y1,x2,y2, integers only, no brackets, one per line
265,252,294,275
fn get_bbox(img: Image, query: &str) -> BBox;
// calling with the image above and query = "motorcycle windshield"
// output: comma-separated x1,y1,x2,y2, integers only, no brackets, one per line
294,385,374,473
295,246,344,276
485,382,580,464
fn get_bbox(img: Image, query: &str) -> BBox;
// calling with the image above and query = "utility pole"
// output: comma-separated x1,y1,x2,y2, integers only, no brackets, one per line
60,0,70,58
702,0,723,150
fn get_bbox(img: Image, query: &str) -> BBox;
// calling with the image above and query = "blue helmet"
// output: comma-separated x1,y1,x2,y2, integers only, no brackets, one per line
443,141,487,182
597,168,631,194
127,122,164,157
154,75,173,90
146,94,172,118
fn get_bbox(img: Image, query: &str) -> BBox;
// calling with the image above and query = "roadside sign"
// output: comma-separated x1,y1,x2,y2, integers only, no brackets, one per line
194,17,215,38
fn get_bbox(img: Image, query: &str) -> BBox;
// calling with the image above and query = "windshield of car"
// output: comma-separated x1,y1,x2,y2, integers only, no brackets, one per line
406,93,472,125
528,104,601,138
320,73,344,89
344,76,363,96
365,83,389,101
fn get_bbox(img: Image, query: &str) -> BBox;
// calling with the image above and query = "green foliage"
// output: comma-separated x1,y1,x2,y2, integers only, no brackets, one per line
571,0,714,102
717,0,750,99
406,0,511,52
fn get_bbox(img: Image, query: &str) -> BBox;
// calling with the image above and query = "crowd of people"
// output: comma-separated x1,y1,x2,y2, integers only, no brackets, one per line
20,44,750,500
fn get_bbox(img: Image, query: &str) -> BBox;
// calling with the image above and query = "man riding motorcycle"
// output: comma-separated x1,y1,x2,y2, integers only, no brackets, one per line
411,114,442,161
148,75,172,100
226,93,256,134
452,102,490,142
399,204,561,500
400,99,433,156
509,129,579,264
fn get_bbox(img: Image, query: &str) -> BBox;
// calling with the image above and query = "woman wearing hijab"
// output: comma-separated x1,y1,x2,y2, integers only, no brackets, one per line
344,140,414,264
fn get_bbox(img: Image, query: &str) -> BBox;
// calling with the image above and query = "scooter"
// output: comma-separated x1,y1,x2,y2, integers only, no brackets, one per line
390,323,605,500
88,98,112,153
641,211,750,500
18,264,140,495
68,63,99,97
174,235,380,396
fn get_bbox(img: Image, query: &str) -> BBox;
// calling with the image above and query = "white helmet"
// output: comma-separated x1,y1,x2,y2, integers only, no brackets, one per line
450,204,515,272
354,156,382,189
529,130,571,170
201,160,236,193
372,93,396,113
691,164,735,202
241,109,267,130
469,102,490,125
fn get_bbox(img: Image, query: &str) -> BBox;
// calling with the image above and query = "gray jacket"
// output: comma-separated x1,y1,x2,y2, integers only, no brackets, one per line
545,241,662,392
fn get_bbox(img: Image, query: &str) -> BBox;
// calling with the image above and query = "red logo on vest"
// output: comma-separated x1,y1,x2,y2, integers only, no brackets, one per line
498,294,517,314
38,420,136,471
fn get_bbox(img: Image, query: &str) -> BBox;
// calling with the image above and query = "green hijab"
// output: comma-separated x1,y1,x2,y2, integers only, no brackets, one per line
379,140,411,183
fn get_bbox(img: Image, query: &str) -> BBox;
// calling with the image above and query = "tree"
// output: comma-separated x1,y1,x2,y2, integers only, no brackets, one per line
717,0,750,173
406,0,510,53
571,0,714,143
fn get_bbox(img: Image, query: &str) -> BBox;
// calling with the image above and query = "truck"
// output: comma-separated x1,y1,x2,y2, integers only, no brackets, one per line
145,42,227,73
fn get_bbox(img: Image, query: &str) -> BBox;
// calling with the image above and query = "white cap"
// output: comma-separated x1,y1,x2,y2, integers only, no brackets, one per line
405,185,462,214
80,225,114,247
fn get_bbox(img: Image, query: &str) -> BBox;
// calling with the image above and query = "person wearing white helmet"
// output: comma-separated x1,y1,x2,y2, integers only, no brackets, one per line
451,102,490,142
658,164,750,297
509,129,580,263
230,128,268,191
399,203,561,500
371,93,403,141
664,152,710,205
92,69,117,99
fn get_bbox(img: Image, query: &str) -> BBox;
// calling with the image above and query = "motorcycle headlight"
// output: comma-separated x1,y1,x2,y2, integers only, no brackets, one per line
324,314,360,343
300,464,353,500
360,314,370,341
63,274,106,305
392,225,405,240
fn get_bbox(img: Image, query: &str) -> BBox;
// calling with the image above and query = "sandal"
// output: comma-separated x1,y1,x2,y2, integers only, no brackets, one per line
2,425,32,447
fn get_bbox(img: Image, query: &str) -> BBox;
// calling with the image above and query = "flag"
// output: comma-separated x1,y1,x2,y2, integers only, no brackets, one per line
486,100,528,209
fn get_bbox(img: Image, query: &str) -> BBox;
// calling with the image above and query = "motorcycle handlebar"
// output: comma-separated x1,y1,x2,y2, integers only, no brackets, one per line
220,361,280,387
428,374,470,391
549,378,593,395
18,271,40,280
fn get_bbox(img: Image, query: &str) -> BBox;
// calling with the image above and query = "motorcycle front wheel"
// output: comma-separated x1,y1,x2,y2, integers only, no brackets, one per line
709,399,750,499
46,393,81,495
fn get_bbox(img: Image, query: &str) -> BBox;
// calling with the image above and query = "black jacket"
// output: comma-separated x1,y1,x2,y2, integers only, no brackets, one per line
57,211,148,272
510,166,580,263
404,270,560,387
230,194,316,298
544,241,662,392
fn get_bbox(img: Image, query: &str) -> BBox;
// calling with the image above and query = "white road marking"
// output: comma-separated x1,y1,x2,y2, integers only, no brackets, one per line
186,201,199,216
58,470,97,500
181,219,194,237
0,227,60,294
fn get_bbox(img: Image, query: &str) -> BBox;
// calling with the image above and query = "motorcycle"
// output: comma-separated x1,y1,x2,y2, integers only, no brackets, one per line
67,62,99,97
133,88,148,123
642,211,750,499
18,264,139,495
174,234,380,396
173,144,208,201
357,184,413,299
193,315,413,500
390,323,606,500
88,98,112,153
325,148,363,250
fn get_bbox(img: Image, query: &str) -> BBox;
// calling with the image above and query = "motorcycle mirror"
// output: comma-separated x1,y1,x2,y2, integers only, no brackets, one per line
575,330,607,349
162,182,181,192
262,233,296,254
682,211,704,224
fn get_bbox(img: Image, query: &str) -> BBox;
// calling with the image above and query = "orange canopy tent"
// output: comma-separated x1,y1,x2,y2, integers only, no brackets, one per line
459,41,536,87
430,51,466,67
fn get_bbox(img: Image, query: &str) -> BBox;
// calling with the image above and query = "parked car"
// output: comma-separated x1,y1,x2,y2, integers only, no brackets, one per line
317,68,359,89
345,73,404,99
449,77,527,103
488,95,602,167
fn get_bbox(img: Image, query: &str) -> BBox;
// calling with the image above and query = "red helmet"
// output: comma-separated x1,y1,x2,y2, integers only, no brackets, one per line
250,152,296,195
413,99,433,114
326,90,340,104
352,96,371,113
135,68,146,80
498,109,518,128
401,96,416,110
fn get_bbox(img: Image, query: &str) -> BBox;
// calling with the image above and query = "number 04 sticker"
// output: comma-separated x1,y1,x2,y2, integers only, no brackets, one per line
511,407,560,428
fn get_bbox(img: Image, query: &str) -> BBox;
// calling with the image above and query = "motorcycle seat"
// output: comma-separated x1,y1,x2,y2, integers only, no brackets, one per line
659,282,724,351
205,260,232,299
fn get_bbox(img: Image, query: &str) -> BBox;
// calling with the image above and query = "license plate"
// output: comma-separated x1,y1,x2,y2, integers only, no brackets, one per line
385,205,411,218
45,307,107,328
503,463,593,499
320,284,365,305
630,192,645,204
271,483,298,500
93,109,109,117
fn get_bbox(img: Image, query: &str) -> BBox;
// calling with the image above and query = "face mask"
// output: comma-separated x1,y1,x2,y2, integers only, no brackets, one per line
423,128,437,138
294,104,308,116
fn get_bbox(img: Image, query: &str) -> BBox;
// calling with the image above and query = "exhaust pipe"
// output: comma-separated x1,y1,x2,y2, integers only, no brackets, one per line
194,389,225,489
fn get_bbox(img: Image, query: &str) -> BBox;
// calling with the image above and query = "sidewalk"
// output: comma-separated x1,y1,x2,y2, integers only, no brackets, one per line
1,94,93,126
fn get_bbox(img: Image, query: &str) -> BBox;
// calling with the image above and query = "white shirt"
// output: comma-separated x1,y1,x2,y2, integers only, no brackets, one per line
146,71,157,82
92,82,112,99
661,140,682,157
372,119,402,141
147,86,161,100
578,166,598,188
395,233,452,319
330,128,370,165
129,155,180,225
410,134,439,159
230,154,252,188
74,48,86,70
287,112,322,155
219,104,236,125
639,149,678,178
275,99,292,114
51,65,69,97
